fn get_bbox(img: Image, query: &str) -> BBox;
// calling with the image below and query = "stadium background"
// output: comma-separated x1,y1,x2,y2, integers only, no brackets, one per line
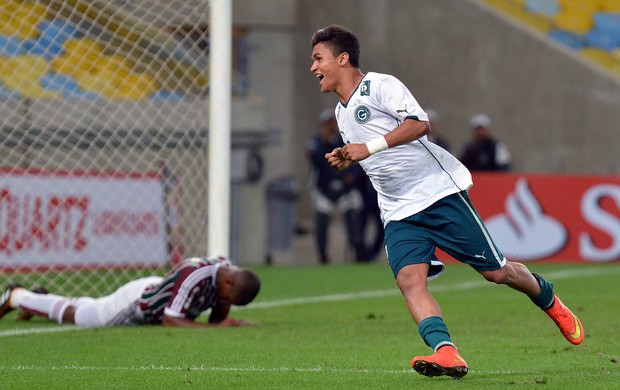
0,0,619,296
249,0,620,265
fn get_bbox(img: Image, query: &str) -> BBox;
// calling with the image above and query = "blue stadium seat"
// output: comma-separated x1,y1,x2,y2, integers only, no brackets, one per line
24,20,77,60
593,12,620,32
40,72,78,92
150,90,184,101
62,89,102,99
39,71,101,99
548,29,585,49
0,83,21,98
525,0,559,17
0,35,25,56
585,13,620,50
585,30,620,50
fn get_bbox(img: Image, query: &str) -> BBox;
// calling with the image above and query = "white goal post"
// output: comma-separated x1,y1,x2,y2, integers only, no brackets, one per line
0,0,228,296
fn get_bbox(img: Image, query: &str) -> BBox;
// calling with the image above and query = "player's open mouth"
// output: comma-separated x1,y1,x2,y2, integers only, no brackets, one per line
315,73,324,85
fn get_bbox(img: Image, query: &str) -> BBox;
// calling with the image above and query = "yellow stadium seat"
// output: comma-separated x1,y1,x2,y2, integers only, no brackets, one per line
1,1,49,40
0,1,18,24
95,55,132,81
18,1,48,19
5,55,49,76
76,72,118,97
0,17,36,40
554,9,594,34
0,57,12,82
63,38,105,64
600,0,620,12
558,0,603,15
522,10,553,32
119,72,158,99
580,47,614,68
50,55,86,77
0,55,61,98
51,38,106,76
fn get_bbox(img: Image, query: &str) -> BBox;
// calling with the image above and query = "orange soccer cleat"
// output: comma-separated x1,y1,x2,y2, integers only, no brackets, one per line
412,345,468,379
543,295,584,345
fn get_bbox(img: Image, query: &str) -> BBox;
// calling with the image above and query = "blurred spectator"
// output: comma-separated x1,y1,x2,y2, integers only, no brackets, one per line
356,173,384,261
459,113,512,171
425,108,451,152
306,109,367,264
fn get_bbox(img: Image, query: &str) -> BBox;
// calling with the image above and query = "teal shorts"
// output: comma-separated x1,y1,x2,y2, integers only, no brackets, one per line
384,191,506,279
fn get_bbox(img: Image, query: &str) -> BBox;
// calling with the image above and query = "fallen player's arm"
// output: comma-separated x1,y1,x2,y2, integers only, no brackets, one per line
161,314,256,328
162,314,207,328
209,301,257,327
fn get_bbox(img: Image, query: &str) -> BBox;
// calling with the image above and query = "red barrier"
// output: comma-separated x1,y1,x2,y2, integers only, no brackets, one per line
440,173,620,263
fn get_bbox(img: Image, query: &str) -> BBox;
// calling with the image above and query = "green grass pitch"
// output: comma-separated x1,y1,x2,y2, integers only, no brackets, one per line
1,262,619,389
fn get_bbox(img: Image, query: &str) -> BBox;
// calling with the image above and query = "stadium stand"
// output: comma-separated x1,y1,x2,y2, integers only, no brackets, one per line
0,0,203,99
485,0,620,77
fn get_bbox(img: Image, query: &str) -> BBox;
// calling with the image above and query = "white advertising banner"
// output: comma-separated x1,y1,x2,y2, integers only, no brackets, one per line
0,170,167,268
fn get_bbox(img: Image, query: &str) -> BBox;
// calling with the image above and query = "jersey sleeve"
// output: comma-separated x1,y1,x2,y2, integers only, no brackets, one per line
375,74,428,123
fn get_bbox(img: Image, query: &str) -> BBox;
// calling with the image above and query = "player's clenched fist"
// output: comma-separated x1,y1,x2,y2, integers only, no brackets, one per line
325,147,354,171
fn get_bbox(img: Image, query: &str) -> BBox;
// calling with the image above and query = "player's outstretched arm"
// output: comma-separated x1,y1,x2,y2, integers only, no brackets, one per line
209,300,257,327
162,314,207,328
161,314,256,327
213,317,257,327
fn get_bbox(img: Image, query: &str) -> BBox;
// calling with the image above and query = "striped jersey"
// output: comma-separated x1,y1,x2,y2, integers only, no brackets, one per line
334,72,473,225
137,256,235,324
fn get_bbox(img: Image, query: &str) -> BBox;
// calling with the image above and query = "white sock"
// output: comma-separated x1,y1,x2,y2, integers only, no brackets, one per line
11,289,72,324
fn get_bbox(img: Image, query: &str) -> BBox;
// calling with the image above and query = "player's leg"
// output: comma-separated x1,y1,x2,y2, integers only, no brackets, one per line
396,265,468,378
315,211,330,264
340,189,368,262
16,286,49,321
343,208,367,261
1,285,76,324
437,191,584,345
384,219,468,378
481,263,583,344
311,189,335,264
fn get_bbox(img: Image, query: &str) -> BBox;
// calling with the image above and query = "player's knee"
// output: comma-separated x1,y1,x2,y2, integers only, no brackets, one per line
62,305,77,324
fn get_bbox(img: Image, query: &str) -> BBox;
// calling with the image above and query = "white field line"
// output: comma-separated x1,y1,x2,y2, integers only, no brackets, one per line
0,266,616,339
236,266,618,311
0,364,415,375
0,364,617,377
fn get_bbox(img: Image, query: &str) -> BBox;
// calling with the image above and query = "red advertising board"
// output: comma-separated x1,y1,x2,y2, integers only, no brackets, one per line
0,169,169,269
449,173,620,263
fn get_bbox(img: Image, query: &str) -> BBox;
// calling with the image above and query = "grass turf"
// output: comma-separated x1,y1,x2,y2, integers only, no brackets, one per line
1,262,618,389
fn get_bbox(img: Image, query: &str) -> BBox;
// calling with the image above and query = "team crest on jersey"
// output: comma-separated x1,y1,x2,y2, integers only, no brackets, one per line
355,105,371,124
360,80,370,96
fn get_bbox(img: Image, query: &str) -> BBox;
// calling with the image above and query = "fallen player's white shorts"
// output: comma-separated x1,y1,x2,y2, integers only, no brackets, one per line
73,276,163,327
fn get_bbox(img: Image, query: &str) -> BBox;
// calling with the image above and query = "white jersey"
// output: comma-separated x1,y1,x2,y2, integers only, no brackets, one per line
335,72,473,225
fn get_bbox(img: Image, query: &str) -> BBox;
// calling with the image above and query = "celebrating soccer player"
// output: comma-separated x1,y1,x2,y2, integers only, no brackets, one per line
309,24,583,379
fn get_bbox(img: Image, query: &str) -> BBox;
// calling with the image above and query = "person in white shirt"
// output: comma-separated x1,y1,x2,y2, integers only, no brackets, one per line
309,24,583,379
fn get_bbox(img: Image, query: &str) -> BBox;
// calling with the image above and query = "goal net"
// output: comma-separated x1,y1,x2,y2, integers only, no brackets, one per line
0,0,215,296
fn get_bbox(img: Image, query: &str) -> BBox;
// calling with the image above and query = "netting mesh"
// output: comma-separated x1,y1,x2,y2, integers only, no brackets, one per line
0,0,213,296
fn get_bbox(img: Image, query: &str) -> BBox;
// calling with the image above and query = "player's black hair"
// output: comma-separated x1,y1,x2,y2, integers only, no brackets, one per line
232,269,261,306
311,24,360,68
